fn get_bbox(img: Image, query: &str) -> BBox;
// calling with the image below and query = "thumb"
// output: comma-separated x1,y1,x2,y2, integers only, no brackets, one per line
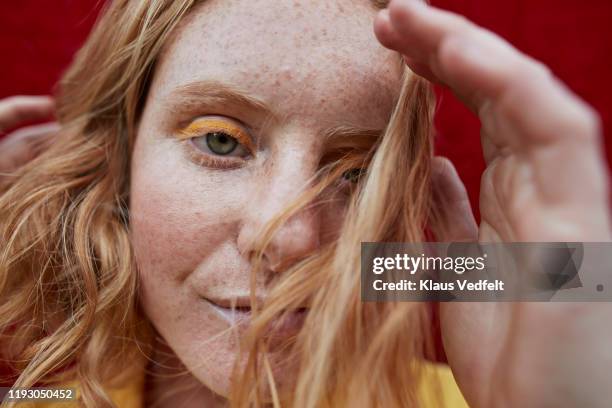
431,156,478,242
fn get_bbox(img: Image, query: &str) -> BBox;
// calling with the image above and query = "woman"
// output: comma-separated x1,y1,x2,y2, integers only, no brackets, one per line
1,0,610,407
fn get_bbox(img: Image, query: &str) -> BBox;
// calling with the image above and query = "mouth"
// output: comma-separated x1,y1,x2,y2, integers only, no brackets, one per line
206,299,252,324
204,297,308,337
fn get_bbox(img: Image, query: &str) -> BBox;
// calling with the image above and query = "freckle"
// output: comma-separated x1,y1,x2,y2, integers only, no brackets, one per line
280,66,293,80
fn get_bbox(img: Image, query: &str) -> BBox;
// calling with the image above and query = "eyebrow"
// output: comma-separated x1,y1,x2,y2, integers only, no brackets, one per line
165,80,276,125
165,79,386,144
321,124,382,146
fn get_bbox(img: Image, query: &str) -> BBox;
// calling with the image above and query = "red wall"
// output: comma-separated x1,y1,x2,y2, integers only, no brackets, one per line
1,0,611,219
431,0,612,219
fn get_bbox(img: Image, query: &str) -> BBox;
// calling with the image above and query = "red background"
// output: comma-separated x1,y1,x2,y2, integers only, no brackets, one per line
1,0,611,218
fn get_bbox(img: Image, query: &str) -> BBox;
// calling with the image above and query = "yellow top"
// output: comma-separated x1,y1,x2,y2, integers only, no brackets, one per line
22,363,468,407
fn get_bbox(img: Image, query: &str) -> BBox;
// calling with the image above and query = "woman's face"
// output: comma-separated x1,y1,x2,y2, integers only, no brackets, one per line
131,0,402,396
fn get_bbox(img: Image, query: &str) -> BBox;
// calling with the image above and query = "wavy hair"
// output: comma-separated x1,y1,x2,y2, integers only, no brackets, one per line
0,0,438,406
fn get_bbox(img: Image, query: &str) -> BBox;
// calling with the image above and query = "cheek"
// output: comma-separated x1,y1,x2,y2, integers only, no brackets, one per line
131,174,228,292
128,137,250,394
129,137,246,281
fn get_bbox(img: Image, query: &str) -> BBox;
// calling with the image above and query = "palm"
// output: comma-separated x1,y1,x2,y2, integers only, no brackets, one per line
479,123,610,243
443,145,602,406
448,124,611,407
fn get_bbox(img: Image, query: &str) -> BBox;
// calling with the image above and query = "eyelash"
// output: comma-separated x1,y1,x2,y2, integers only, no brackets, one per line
178,116,254,169
176,117,369,192
334,168,366,197
183,139,247,170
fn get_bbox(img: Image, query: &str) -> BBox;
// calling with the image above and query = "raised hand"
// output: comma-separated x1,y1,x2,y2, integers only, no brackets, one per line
375,1,612,406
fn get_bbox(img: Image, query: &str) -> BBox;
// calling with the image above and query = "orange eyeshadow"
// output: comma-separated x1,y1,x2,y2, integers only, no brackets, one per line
176,117,254,151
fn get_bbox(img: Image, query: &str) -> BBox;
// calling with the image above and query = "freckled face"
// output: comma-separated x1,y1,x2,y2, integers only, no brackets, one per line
130,0,403,397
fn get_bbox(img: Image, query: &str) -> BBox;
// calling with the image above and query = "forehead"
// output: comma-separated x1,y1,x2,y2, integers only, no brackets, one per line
152,0,403,129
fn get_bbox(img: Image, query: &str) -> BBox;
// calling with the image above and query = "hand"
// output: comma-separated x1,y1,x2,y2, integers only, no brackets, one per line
375,1,612,407
0,96,58,176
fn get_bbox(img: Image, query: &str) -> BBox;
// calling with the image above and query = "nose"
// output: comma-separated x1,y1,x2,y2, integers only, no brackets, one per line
237,157,321,273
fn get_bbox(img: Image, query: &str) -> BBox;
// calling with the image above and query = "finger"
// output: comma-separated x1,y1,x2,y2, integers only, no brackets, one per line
377,1,603,150
373,9,404,52
375,0,547,111
5,122,60,142
431,157,478,242
374,0,478,88
403,56,441,84
0,96,55,133
0,122,59,175
374,8,440,83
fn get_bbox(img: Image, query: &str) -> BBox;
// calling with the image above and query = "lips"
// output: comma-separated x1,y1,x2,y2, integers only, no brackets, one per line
206,300,252,324
204,298,308,338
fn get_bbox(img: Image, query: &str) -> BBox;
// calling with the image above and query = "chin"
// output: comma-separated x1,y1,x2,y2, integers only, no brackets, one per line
152,314,299,400
183,341,299,401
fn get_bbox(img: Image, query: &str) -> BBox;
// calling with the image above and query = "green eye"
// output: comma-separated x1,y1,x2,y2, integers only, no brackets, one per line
206,132,238,155
342,168,365,183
